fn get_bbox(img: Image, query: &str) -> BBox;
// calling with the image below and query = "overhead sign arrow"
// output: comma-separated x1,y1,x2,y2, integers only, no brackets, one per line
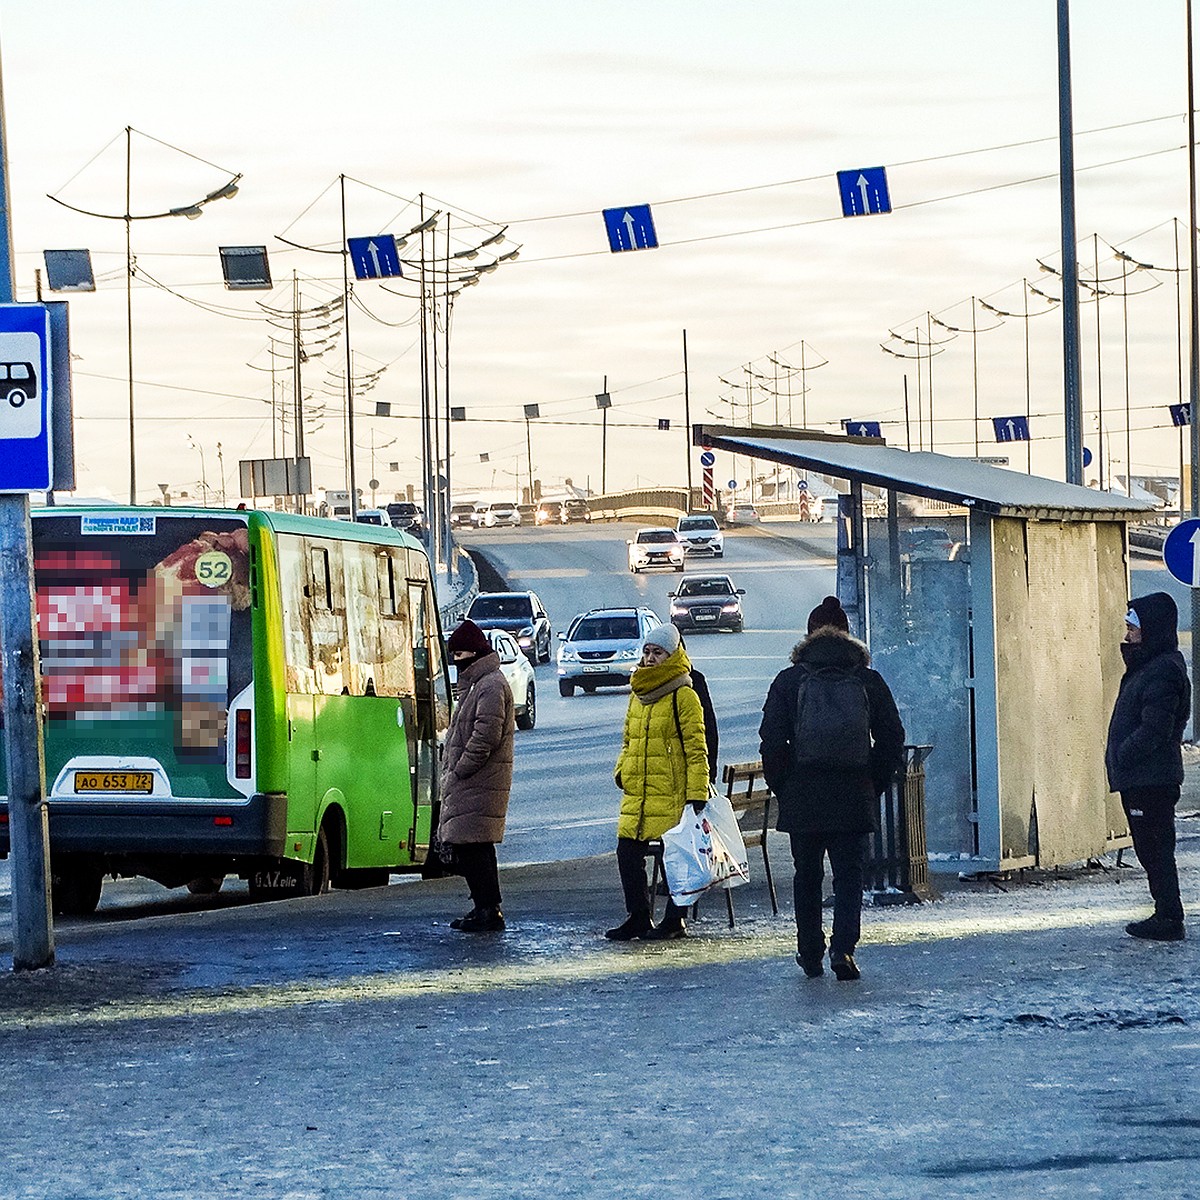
602,204,658,253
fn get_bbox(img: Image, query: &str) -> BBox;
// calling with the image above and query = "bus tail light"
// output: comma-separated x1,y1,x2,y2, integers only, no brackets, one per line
235,709,252,778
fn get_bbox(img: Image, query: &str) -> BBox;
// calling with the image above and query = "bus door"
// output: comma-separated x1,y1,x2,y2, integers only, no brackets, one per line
406,579,439,847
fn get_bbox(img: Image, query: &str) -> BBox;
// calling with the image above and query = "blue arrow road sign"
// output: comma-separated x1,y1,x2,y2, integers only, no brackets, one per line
0,304,52,492
602,204,658,252
1171,403,1191,427
1163,518,1200,586
837,167,891,217
347,235,403,280
842,419,882,438
992,415,1030,442
699,450,715,467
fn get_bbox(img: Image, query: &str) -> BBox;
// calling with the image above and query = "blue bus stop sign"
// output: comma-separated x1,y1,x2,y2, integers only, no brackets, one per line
0,304,52,492
1163,518,1200,586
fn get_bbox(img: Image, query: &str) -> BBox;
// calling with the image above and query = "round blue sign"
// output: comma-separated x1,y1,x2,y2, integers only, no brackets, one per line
1163,519,1200,587
727,479,738,490
797,480,809,492
1082,446,1093,468
699,451,715,467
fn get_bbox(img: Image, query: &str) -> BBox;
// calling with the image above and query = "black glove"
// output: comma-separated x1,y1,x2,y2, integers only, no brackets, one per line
689,800,707,814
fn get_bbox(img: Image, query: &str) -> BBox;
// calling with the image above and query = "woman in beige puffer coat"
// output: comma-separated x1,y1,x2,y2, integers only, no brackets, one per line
607,623,709,942
439,619,514,932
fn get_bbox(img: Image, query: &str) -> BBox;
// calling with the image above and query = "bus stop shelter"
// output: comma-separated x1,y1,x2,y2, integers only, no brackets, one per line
696,424,1154,872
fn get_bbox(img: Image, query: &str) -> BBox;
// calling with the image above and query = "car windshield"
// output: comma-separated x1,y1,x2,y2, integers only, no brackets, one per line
490,502,513,511
638,530,676,544
565,500,587,510
452,504,473,514
571,615,640,641
678,578,733,598
679,517,718,531
390,504,417,515
469,595,533,620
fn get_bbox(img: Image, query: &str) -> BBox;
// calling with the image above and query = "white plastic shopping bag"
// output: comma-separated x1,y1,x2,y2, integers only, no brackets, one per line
703,789,750,889
661,797,750,907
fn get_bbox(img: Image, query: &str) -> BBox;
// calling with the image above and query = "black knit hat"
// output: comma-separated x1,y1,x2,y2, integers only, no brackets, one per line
447,619,491,656
807,595,849,635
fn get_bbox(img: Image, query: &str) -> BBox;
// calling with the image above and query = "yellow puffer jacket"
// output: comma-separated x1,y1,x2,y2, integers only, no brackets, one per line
614,646,710,840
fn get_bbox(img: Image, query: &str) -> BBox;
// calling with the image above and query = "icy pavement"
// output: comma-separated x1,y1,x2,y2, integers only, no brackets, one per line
0,822,1198,1199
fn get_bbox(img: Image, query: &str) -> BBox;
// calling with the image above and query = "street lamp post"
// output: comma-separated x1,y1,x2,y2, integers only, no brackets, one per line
48,128,240,504
187,435,209,506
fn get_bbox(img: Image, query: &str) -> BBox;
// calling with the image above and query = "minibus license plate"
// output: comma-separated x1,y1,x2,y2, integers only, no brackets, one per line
74,771,153,794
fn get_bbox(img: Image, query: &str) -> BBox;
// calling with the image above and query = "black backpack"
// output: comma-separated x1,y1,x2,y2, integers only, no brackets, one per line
792,663,871,770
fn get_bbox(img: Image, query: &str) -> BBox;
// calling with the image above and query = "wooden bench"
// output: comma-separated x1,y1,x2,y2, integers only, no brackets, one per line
648,760,779,928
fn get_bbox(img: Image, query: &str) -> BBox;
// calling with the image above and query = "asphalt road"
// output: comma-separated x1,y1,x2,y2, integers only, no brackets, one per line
461,519,839,864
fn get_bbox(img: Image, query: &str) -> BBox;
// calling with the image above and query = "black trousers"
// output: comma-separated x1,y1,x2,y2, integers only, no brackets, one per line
452,842,501,909
789,831,867,958
1121,786,1184,922
616,837,687,924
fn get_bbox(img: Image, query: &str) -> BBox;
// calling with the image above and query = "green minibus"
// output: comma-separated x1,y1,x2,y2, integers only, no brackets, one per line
0,506,451,914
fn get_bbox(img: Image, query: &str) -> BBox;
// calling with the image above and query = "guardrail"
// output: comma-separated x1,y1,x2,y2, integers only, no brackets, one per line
436,541,478,627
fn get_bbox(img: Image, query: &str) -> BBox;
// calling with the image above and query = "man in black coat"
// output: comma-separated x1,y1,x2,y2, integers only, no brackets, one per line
759,596,905,981
1105,591,1190,941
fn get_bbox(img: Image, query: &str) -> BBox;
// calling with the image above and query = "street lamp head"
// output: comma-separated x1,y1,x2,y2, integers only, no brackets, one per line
1037,258,1060,276
205,175,241,203
452,247,480,260
170,204,205,220
480,226,507,248
497,248,520,262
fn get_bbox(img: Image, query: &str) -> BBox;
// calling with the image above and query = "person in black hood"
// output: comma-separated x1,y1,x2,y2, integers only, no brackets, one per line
759,596,905,980
1105,591,1190,941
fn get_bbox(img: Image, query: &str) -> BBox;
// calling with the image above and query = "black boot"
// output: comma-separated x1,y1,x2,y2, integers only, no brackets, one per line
452,906,506,932
605,912,653,941
796,953,824,978
830,951,861,981
643,913,687,941
1126,914,1186,941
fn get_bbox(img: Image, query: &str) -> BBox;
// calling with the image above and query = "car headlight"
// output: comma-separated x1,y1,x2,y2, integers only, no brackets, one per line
670,603,686,615
722,603,739,613
616,648,639,660
559,648,579,662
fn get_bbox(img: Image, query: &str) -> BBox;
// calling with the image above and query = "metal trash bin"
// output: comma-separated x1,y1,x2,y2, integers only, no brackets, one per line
865,744,938,905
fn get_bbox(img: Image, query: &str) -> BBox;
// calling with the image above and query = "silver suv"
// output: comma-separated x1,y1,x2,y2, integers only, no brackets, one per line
556,606,660,697
676,514,724,557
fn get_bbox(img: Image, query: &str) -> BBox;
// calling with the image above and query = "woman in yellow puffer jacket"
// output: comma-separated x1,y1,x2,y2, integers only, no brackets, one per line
606,622,710,941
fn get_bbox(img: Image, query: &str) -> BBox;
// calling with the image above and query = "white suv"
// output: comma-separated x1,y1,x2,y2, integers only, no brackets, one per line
627,527,685,573
483,501,522,528
676,514,724,558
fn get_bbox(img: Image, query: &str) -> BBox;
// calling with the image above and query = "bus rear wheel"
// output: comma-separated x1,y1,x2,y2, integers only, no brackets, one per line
52,857,103,916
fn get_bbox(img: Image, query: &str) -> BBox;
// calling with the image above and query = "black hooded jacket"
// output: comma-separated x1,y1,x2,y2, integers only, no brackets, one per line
1105,591,1191,792
759,628,905,835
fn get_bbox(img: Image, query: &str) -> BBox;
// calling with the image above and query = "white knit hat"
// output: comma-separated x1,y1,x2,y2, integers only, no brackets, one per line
643,623,681,655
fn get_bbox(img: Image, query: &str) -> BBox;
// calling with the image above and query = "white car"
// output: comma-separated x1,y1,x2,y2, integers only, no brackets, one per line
483,501,522,528
353,508,392,527
676,514,724,557
483,629,536,729
627,527,685,573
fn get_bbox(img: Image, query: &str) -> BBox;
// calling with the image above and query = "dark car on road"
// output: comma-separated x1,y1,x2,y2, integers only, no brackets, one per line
562,498,592,524
386,502,425,537
668,574,745,633
466,590,552,663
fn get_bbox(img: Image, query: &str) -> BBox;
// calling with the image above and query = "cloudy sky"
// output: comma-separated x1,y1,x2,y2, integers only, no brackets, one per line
2,2,1196,503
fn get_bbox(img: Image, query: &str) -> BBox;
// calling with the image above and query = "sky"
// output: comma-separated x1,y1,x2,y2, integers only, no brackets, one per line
1,1,1197,505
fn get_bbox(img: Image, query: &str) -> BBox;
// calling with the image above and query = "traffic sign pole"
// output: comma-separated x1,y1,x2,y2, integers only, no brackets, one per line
0,58,54,969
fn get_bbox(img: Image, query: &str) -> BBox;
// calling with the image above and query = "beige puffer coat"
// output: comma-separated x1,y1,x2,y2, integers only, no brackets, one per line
614,645,710,841
438,651,514,844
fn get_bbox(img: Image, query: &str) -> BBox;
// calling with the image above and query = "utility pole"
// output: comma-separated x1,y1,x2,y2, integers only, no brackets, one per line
0,49,55,968
682,330,693,506
1057,0,1085,483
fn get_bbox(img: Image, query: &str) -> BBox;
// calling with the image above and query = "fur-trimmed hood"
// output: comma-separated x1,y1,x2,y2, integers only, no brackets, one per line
790,626,871,668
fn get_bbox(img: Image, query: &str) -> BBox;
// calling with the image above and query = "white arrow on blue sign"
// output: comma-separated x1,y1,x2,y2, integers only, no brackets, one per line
837,167,891,217
1163,518,1200,587
602,205,658,252
1170,403,1191,427
347,235,403,280
992,415,1030,443
842,419,882,438
699,450,715,467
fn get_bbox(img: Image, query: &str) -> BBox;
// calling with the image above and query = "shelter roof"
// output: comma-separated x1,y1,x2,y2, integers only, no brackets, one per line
694,426,1152,521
